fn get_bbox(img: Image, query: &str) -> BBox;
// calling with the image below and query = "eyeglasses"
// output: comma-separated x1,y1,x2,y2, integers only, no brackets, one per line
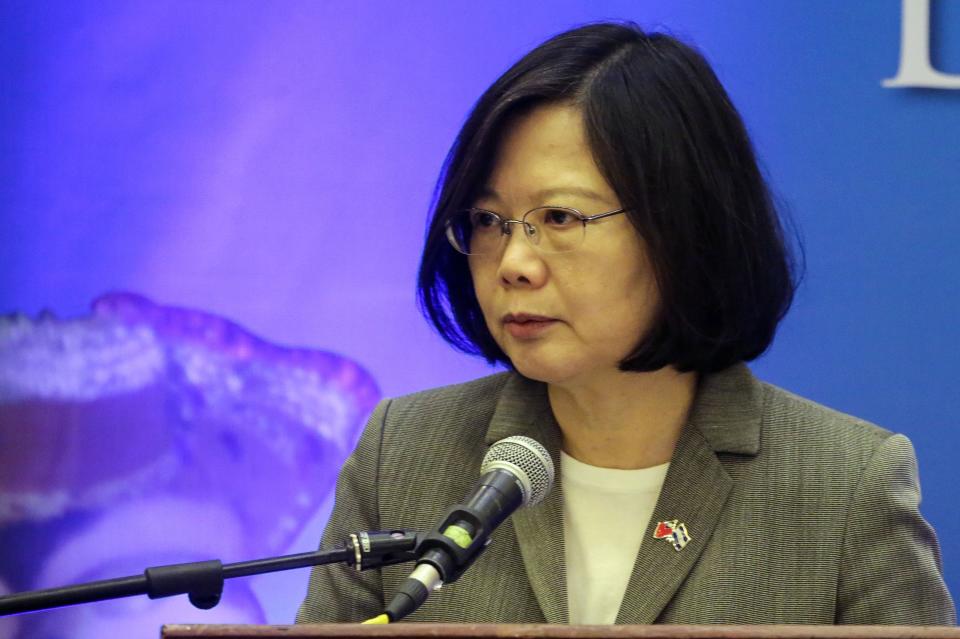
445,206,628,255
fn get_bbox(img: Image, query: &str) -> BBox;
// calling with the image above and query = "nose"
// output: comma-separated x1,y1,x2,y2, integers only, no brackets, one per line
496,225,548,288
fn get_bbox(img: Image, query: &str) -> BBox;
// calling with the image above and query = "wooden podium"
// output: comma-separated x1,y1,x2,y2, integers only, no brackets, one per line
161,625,960,639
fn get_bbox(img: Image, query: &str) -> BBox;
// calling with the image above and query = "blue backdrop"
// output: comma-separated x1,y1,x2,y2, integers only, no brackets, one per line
1,1,957,637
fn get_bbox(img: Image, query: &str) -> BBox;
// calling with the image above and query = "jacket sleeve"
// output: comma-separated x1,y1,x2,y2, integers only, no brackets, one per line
295,399,390,623
836,433,956,624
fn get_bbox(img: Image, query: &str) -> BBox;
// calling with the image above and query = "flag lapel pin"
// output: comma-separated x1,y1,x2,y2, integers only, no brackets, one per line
653,519,691,551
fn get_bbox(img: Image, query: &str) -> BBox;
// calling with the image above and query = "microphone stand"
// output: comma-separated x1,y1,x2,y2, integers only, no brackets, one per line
0,529,420,617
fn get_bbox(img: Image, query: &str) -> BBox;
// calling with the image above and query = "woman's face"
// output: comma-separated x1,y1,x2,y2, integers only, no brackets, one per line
469,103,661,388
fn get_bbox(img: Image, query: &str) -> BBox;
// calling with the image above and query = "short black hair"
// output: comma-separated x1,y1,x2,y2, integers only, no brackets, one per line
417,22,800,374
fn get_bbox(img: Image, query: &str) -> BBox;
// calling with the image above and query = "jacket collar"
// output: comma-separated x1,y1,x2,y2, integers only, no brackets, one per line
484,362,763,624
686,362,762,456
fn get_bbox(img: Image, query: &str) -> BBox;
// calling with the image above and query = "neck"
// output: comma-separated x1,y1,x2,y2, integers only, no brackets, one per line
548,366,697,470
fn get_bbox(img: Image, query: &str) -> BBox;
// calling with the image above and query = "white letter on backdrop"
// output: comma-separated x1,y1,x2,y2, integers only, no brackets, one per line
884,0,960,89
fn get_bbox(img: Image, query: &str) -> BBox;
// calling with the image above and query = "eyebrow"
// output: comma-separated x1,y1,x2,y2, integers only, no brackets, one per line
476,186,614,206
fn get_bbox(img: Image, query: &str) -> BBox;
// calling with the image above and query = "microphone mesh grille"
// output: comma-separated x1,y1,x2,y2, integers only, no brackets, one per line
480,436,555,507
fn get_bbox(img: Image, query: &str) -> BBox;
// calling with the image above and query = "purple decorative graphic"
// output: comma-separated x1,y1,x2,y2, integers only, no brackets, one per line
0,292,379,638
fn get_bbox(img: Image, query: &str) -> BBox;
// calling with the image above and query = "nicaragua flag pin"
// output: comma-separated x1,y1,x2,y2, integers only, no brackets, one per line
653,519,691,551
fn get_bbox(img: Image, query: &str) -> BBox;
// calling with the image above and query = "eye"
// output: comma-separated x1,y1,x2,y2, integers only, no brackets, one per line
471,210,500,229
541,208,579,227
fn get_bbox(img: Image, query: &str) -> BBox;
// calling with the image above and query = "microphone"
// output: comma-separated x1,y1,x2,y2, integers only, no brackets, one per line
378,435,554,623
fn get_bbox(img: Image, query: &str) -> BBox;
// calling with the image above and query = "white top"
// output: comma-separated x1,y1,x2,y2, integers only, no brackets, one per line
561,451,669,624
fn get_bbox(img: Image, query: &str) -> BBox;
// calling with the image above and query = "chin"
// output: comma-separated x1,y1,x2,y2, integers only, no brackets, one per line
496,333,598,386
508,353,584,387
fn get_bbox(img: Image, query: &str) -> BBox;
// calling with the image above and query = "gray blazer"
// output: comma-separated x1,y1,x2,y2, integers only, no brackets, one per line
296,364,955,625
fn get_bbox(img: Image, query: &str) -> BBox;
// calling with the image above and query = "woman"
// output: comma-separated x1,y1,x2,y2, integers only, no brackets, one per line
297,22,955,624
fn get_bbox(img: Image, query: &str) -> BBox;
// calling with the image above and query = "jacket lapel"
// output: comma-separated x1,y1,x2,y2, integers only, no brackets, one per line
614,423,732,623
485,373,568,624
616,363,762,624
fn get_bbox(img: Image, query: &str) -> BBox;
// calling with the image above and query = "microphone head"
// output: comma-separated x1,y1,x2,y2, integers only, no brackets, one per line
480,436,555,507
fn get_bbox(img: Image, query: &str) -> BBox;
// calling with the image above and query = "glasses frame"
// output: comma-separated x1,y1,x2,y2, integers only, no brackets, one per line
445,206,628,255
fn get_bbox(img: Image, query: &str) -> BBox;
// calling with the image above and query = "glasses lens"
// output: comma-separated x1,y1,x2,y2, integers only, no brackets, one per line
524,207,585,253
446,210,502,255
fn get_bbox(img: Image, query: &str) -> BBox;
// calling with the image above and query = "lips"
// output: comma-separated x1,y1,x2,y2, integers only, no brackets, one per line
502,313,558,338
503,312,553,323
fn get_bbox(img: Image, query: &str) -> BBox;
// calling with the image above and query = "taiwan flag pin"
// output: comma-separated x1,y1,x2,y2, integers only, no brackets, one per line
653,519,691,551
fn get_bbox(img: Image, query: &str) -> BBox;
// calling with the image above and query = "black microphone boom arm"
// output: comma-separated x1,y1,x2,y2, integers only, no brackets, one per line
0,530,420,617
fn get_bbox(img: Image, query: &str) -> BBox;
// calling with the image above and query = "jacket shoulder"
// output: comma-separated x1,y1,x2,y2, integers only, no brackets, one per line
757,380,896,467
383,372,512,425
391,370,513,404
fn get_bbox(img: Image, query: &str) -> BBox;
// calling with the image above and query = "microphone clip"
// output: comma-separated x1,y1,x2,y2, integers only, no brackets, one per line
344,530,423,571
